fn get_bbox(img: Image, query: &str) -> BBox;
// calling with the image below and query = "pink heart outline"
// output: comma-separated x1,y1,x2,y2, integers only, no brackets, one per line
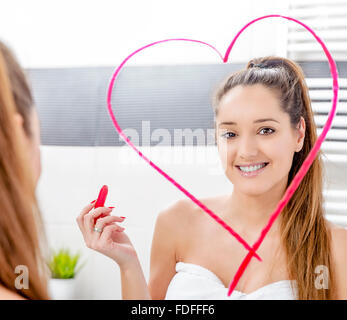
106,14,339,297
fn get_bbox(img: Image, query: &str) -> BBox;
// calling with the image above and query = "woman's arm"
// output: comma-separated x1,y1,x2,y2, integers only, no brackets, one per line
120,257,151,300
148,201,186,299
121,200,184,300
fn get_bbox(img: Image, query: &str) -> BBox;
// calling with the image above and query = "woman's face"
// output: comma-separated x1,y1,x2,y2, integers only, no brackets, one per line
215,84,305,197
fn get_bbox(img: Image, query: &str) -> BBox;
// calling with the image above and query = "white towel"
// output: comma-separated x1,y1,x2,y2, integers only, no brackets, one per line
165,262,298,300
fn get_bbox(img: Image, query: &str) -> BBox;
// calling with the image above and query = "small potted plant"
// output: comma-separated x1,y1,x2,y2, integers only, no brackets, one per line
48,248,85,300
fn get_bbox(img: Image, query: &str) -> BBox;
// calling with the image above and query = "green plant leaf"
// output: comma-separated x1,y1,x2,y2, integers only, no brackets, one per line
48,247,85,279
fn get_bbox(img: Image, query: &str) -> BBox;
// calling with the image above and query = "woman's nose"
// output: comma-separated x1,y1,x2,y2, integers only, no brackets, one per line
238,135,259,158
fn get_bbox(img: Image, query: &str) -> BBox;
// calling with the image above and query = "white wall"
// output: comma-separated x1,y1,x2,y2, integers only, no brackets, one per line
0,0,289,68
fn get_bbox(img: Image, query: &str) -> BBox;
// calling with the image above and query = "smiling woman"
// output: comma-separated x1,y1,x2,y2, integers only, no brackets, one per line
209,56,341,300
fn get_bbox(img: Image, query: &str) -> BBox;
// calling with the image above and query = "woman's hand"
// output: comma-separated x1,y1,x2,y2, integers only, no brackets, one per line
76,201,138,269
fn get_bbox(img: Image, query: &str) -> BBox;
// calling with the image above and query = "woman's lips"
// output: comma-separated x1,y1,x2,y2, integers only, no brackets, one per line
236,162,269,177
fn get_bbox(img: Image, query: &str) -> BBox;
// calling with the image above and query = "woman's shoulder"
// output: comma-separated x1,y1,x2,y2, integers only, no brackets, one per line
158,195,227,224
161,195,225,218
0,285,25,300
327,220,347,244
156,198,199,229
326,220,347,299
326,220,347,261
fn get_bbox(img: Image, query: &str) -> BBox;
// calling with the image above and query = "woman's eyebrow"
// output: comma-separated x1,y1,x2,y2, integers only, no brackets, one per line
219,118,280,126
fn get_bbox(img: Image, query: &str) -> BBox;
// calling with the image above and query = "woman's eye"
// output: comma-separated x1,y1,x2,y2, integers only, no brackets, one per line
259,128,275,135
221,132,236,139
220,128,275,139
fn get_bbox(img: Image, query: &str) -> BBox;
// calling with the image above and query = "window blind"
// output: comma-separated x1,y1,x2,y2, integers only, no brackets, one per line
311,78,347,227
288,0,347,61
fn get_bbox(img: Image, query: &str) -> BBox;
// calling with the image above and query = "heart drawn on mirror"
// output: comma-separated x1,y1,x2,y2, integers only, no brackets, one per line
106,15,339,296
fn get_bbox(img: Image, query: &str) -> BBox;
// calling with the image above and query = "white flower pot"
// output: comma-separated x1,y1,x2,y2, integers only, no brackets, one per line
48,278,76,300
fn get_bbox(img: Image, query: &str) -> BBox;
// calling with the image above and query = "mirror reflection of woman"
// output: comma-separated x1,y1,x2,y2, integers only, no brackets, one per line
77,56,347,300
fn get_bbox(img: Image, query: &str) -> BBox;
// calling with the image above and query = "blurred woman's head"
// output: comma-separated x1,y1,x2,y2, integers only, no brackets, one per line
0,41,41,186
0,40,49,299
212,56,336,299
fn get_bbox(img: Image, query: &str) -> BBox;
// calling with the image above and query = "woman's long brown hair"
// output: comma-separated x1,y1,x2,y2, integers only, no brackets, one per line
212,56,336,299
0,41,50,299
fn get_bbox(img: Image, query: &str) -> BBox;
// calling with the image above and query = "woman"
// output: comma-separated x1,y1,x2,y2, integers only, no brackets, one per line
0,41,50,299
77,56,347,300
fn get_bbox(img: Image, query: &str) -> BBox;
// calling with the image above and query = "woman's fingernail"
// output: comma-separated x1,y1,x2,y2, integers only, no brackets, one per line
90,200,96,204
108,206,115,209
120,216,126,219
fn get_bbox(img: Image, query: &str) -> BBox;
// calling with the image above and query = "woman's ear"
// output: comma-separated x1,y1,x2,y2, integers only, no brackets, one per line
295,116,306,152
13,112,23,127
13,112,26,140
14,112,24,130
